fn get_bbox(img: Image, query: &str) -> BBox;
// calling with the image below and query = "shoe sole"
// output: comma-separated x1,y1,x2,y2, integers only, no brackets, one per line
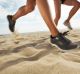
50,42,67,52
50,42,78,53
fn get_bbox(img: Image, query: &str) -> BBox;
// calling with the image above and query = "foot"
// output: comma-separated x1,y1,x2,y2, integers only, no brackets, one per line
50,33,77,50
64,21,72,30
7,15,16,32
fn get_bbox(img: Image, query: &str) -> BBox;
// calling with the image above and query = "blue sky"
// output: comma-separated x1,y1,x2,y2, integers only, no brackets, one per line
0,0,80,34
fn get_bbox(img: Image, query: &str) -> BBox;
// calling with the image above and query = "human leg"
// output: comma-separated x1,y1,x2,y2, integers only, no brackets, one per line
7,0,36,32
36,0,77,50
54,0,61,25
12,0,36,21
64,0,80,27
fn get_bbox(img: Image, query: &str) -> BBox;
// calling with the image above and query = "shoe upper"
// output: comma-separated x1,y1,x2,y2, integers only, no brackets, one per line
50,33,77,50
7,15,16,32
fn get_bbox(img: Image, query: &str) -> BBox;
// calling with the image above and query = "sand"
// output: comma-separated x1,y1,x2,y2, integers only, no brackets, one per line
0,30,80,74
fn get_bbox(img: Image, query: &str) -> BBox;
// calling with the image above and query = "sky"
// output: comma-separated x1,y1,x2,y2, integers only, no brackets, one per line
0,0,80,35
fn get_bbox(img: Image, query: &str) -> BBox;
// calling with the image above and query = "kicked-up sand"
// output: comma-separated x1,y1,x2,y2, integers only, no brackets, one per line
0,30,80,74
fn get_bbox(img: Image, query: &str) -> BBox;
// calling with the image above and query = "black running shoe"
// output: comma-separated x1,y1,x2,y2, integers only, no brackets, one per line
7,15,16,32
50,33,77,50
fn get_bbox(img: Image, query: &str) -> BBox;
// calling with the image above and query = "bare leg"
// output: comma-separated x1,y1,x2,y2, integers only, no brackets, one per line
7,0,77,49
54,0,61,25
64,0,80,25
12,0,36,21
36,0,59,37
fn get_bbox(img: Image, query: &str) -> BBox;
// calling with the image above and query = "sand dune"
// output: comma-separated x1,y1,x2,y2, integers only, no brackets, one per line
0,30,80,74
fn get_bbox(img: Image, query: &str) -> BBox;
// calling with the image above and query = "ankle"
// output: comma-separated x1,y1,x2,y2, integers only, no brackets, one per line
51,33,60,38
64,20,70,23
12,15,16,21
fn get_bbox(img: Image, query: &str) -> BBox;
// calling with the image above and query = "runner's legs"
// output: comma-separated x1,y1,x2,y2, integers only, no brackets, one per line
63,0,80,25
12,0,36,21
36,0,59,36
54,0,61,25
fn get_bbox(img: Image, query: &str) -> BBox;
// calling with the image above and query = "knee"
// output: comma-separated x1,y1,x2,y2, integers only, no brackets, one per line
20,5,35,13
74,2,80,8
28,5,35,12
25,4,35,12
77,2,80,7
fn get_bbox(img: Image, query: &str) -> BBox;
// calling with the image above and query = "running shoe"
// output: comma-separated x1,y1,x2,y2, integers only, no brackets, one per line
50,33,77,50
7,15,16,32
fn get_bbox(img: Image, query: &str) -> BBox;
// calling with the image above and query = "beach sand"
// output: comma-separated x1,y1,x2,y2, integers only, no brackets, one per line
0,30,80,74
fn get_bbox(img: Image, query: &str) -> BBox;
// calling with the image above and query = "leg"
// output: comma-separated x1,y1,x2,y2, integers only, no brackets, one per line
36,0,58,36
54,0,61,25
36,0,77,50
63,0,80,25
12,0,36,21
53,0,69,34
7,0,36,32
